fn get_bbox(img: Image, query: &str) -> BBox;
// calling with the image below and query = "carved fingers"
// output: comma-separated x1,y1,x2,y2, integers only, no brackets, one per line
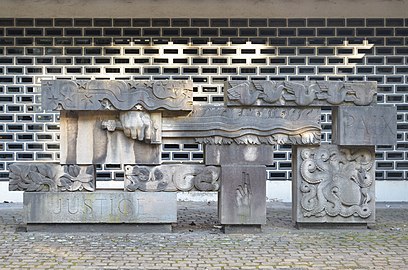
119,111,152,141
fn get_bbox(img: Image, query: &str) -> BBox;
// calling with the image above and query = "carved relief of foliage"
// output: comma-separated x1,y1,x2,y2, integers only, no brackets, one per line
9,164,58,192
59,165,95,192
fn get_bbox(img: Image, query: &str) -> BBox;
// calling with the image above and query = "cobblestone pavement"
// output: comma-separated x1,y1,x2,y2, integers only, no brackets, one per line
0,201,407,269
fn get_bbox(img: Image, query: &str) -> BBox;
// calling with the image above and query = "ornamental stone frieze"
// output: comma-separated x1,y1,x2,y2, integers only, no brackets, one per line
42,80,193,111
225,81,377,107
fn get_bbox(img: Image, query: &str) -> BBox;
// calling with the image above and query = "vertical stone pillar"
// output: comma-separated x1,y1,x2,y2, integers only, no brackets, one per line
207,144,273,233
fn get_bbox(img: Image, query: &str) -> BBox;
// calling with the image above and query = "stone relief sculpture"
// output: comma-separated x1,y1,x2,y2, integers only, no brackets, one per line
42,80,193,111
10,78,396,231
124,165,220,192
163,106,321,145
9,164,95,192
225,81,377,107
236,172,252,218
297,146,375,219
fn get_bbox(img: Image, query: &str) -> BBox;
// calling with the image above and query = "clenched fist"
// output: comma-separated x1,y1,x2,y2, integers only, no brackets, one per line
119,111,152,141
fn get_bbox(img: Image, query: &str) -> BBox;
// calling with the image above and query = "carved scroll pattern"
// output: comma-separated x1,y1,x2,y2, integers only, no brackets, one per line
124,165,220,192
42,80,193,111
226,81,377,107
299,147,375,218
9,164,95,192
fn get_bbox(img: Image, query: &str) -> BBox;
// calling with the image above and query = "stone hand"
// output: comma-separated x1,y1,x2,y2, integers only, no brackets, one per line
119,111,152,141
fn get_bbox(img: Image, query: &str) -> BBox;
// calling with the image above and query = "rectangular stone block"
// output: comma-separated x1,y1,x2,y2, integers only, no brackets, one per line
292,145,375,225
60,111,161,165
9,163,95,192
24,191,177,223
205,144,274,165
225,81,377,107
163,106,321,145
219,165,266,225
124,164,220,192
42,80,193,111
332,105,397,145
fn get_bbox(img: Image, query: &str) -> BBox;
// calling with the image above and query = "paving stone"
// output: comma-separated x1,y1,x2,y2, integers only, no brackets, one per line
0,201,407,269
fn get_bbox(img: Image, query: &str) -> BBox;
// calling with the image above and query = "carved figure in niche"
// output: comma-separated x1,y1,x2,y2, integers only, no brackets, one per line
236,172,252,218
299,147,374,218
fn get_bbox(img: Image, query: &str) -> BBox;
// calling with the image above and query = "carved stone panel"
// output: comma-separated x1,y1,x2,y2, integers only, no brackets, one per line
23,192,177,223
225,81,377,107
42,80,193,111
124,165,220,192
205,144,274,165
332,105,397,146
163,106,321,145
9,163,95,192
60,111,161,165
219,165,266,225
292,145,375,224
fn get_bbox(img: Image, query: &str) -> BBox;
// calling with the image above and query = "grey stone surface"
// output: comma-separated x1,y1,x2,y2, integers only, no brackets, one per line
26,224,172,233
225,81,377,106
205,143,274,165
9,163,95,192
219,165,266,225
24,191,177,223
292,145,376,224
163,106,321,145
124,164,220,192
332,105,397,146
42,80,193,111
60,111,161,165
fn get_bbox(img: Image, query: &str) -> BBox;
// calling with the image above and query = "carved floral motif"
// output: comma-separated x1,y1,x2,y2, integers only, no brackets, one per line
9,164,95,192
299,146,374,218
226,81,377,107
124,165,220,192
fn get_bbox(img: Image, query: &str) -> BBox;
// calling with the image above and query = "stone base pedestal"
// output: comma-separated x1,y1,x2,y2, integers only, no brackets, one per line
25,224,173,233
222,225,262,234
218,165,266,226
23,191,177,230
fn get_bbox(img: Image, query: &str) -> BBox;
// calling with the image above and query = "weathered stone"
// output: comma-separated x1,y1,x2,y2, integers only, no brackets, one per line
24,191,177,223
332,105,397,145
219,165,266,225
42,80,193,111
205,144,274,165
292,145,375,224
9,163,95,192
124,164,220,192
60,111,161,165
163,106,321,145
225,81,377,107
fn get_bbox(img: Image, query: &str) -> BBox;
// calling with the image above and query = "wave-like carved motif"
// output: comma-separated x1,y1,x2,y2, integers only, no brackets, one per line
226,81,377,107
124,165,220,192
298,145,375,219
41,80,193,111
162,106,321,145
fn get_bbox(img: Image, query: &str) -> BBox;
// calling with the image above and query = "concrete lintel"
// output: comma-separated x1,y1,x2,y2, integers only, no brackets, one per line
0,0,407,18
